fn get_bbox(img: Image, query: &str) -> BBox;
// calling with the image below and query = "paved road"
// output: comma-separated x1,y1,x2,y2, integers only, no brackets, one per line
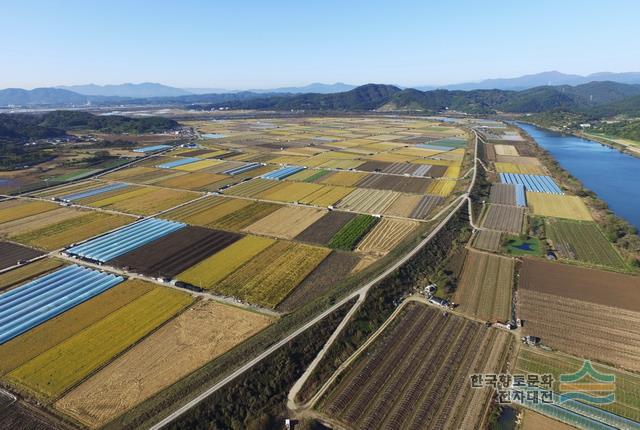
149,129,481,429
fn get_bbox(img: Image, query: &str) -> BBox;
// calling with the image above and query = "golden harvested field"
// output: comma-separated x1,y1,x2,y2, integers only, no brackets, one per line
160,195,225,223
453,251,514,321
298,185,354,207
7,286,192,398
286,169,326,182
493,144,519,156
173,159,223,172
0,200,58,224
0,280,154,376
336,189,400,214
215,242,330,308
56,300,272,428
10,212,132,250
382,194,422,218
225,178,279,197
258,181,324,202
0,207,82,237
177,235,276,289
0,258,64,292
527,192,592,221
366,152,416,163
154,172,227,190
521,411,576,430
495,155,541,165
427,180,457,196
89,187,199,216
210,201,281,231
355,218,418,255
494,162,544,175
443,165,461,179
319,171,368,186
243,206,326,239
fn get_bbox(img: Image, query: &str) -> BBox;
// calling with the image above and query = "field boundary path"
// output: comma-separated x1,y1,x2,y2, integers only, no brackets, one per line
147,128,480,429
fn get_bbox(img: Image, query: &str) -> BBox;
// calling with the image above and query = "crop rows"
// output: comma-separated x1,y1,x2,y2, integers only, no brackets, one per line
329,214,379,250
225,178,279,197
481,204,525,233
243,206,326,239
336,189,400,214
472,230,502,252
355,218,417,255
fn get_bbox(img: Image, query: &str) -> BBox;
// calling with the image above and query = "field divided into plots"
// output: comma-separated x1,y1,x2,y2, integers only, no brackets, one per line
329,214,379,251
320,303,511,430
527,193,593,221
355,218,418,255
481,204,524,233
453,251,514,321
546,219,626,269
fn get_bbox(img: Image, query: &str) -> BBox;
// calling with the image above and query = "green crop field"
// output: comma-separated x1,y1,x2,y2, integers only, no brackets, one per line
328,214,379,250
546,219,626,269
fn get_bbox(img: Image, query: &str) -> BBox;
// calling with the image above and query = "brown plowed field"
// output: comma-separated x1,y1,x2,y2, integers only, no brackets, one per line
454,250,514,321
0,402,58,430
110,226,241,278
0,242,43,270
321,302,511,430
356,160,393,172
276,251,361,312
409,195,444,219
355,174,431,194
519,258,640,312
56,300,272,428
481,204,524,233
294,211,357,244
518,289,640,372
485,143,496,161
421,164,448,178
489,183,517,206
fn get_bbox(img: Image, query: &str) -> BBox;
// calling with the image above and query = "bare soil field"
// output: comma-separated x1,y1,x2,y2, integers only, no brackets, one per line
276,251,361,312
242,206,326,239
0,242,43,270
356,174,432,194
409,195,444,219
318,171,368,186
454,250,514,321
481,204,524,234
110,226,242,277
489,183,517,206
519,258,640,312
294,211,357,245
320,302,511,430
355,218,418,256
485,143,497,161
56,300,272,428
356,160,392,172
0,402,58,430
472,230,502,252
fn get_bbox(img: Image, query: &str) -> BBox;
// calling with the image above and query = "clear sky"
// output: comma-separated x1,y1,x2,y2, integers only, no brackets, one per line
2,0,639,89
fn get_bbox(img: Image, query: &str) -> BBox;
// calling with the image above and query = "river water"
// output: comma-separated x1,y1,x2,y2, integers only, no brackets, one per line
516,122,640,229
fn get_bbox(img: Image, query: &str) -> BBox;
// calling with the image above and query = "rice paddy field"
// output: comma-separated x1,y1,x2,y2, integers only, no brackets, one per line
526,192,592,221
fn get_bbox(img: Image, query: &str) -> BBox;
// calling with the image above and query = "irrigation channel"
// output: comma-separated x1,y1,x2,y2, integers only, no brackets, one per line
517,122,640,229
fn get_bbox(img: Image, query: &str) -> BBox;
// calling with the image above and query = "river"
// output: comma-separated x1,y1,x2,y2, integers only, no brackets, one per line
516,122,640,229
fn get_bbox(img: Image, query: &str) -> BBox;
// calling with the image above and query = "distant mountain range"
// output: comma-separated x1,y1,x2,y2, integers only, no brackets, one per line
56,82,191,98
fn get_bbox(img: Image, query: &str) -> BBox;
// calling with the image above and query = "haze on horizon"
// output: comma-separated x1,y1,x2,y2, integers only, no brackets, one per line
3,0,640,90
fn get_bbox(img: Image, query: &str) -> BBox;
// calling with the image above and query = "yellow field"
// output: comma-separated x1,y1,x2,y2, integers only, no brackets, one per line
89,187,198,215
0,280,154,375
336,189,400,214
494,162,544,175
10,212,132,250
267,155,308,165
0,200,58,224
366,152,416,163
526,192,593,221
177,235,276,289
411,158,457,166
494,144,519,156
0,207,81,237
298,185,354,207
154,172,226,190
427,180,457,197
382,194,423,218
317,159,364,170
86,186,152,207
286,169,325,182
444,165,461,179
243,206,326,239
355,218,418,255
56,300,272,428
7,287,193,398
215,242,330,308
319,171,368,186
174,159,223,172
393,147,443,157
259,181,323,202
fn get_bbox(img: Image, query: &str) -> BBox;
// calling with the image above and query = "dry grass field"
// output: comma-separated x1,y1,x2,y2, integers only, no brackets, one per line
56,300,272,428
527,192,592,221
242,206,326,239
225,178,279,197
154,172,226,190
0,200,58,224
7,287,193,398
355,218,418,255
453,251,514,321
258,182,324,203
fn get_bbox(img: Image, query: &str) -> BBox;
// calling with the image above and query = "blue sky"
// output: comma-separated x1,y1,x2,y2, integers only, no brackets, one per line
2,0,639,89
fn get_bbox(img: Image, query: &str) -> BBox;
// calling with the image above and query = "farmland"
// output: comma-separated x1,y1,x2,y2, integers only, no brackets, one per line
56,300,272,428
294,211,357,245
488,183,517,206
494,162,544,175
527,192,593,220
87,186,198,215
0,242,43,270
453,251,514,321
208,201,281,231
213,241,330,308
0,200,57,224
319,302,511,430
546,219,626,269
355,218,418,255
426,179,457,196
472,230,502,252
336,188,400,214
518,258,640,371
328,214,379,250
0,258,64,291
481,204,525,233
243,206,326,239
110,226,241,278
6,287,193,398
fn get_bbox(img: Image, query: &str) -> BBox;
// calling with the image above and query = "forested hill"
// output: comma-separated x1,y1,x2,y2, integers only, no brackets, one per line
0,111,178,141
189,81,640,116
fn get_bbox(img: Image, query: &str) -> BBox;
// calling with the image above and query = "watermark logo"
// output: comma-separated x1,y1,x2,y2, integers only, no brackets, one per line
558,360,615,405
